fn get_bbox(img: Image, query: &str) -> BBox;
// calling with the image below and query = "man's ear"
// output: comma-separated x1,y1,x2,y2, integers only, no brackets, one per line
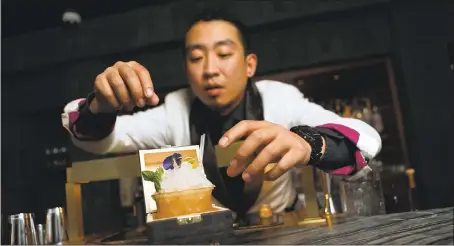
245,53,258,78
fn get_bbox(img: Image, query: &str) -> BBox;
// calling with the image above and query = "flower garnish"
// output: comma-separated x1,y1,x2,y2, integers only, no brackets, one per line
163,153,182,170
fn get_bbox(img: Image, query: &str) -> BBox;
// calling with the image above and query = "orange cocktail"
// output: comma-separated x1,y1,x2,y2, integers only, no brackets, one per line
152,186,215,219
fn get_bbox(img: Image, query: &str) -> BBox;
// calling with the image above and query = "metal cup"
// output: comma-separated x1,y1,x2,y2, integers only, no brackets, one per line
45,207,68,245
9,213,37,245
36,225,45,245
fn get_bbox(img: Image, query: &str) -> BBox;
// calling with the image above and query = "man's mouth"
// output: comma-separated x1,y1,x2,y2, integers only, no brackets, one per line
205,86,224,97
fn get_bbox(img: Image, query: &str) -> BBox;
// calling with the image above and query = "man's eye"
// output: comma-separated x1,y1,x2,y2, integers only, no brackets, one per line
189,57,202,62
219,53,232,59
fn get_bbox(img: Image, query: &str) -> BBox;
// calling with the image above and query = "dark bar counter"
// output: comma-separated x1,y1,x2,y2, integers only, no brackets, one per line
234,208,453,245
88,207,453,245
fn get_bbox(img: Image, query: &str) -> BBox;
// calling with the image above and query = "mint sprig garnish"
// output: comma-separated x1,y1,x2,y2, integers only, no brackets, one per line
141,167,164,192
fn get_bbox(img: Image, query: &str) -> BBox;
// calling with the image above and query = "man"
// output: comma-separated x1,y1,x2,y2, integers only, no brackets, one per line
62,10,381,218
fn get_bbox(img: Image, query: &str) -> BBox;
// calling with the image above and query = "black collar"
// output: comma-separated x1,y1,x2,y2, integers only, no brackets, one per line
192,93,246,125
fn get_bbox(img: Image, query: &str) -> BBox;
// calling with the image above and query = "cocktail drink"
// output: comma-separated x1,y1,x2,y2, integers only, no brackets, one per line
152,186,215,219
141,152,215,219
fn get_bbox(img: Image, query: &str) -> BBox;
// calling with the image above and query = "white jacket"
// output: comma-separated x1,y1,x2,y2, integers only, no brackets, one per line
62,80,382,213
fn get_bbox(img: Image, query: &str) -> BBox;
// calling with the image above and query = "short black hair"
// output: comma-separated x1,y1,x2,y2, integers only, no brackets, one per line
183,8,252,56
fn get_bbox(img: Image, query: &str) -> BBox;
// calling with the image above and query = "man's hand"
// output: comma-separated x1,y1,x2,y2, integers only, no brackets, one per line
218,120,313,182
90,61,160,114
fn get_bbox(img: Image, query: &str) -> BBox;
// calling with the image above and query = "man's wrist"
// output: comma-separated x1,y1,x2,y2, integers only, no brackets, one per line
290,125,325,166
86,92,118,115
84,92,98,114
295,135,312,165
88,98,99,114
74,93,118,140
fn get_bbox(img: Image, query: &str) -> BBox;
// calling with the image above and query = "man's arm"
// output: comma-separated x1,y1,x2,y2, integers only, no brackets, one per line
62,94,171,154
294,108,380,176
277,83,381,176
299,116,381,177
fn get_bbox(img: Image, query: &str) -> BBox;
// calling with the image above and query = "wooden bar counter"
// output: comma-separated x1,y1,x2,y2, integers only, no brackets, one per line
234,207,453,245
87,207,453,245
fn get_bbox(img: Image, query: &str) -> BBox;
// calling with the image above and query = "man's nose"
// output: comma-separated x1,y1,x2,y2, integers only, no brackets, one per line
203,55,219,79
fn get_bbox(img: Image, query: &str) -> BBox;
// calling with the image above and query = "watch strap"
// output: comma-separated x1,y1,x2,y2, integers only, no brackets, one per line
290,125,324,166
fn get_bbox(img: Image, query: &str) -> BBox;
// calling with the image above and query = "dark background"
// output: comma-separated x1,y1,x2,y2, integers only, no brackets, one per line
1,0,453,230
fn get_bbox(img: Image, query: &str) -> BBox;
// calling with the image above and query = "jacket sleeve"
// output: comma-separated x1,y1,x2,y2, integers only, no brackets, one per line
312,127,360,172
283,84,382,177
61,98,171,155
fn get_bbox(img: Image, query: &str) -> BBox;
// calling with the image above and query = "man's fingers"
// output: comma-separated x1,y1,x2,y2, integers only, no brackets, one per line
106,68,133,107
118,63,146,107
219,120,271,147
265,149,302,181
127,61,159,105
242,141,287,182
150,92,160,105
226,128,276,177
125,90,138,112
94,74,120,110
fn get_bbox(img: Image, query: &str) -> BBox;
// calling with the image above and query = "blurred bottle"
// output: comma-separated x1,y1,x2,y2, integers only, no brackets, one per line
334,99,343,116
342,103,352,118
317,97,384,135
372,105,384,133
361,98,373,125
351,98,363,120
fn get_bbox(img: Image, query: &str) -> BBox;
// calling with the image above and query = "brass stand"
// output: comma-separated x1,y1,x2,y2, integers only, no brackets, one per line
297,166,327,225
65,169,85,244
319,170,334,227
319,170,347,226
296,166,344,227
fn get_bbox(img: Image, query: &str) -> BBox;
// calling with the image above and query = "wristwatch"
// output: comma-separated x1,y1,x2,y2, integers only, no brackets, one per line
290,125,325,166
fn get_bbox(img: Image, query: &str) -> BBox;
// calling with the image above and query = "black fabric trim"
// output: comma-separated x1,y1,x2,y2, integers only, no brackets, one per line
72,92,117,141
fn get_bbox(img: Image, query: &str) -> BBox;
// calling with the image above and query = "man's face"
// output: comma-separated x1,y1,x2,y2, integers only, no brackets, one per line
184,20,257,112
